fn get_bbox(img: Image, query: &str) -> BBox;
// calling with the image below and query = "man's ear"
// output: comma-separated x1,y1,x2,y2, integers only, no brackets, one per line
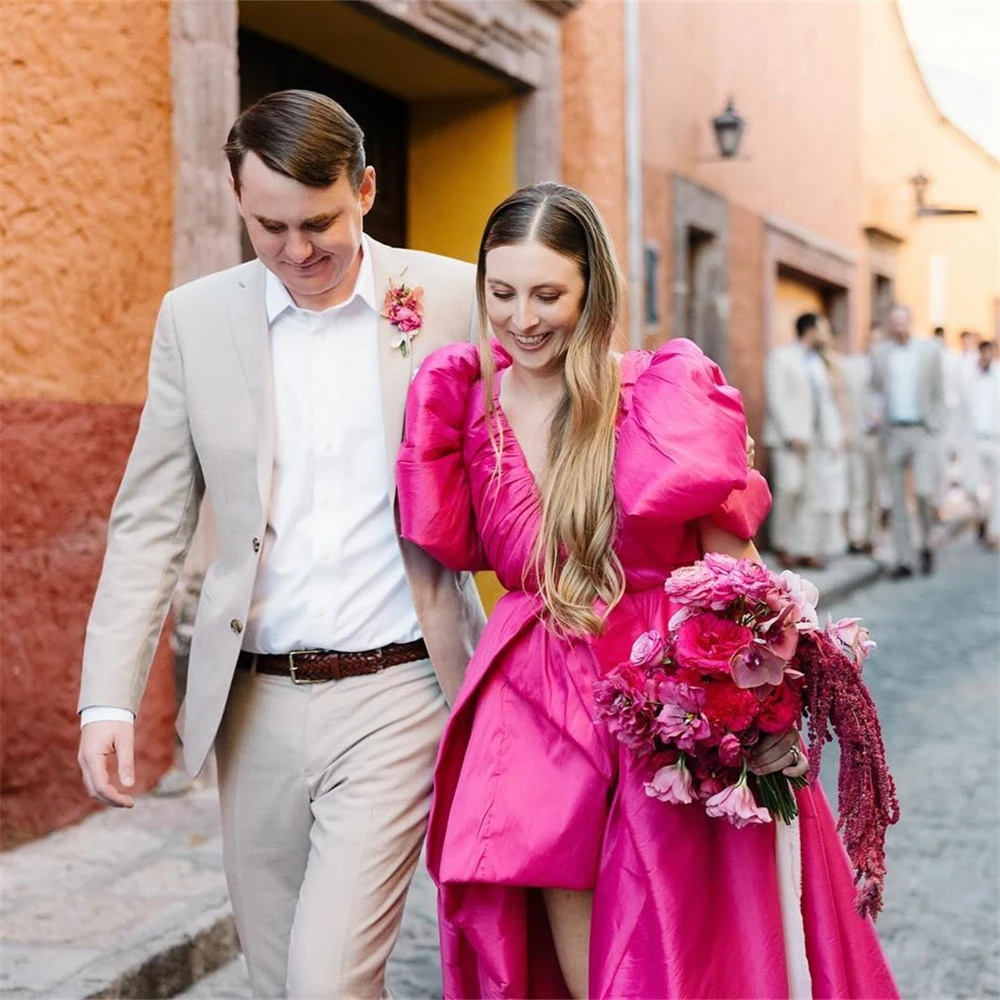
360,166,377,217
229,174,244,217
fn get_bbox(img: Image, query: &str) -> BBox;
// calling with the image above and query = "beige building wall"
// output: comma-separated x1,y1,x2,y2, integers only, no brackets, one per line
861,1,1000,343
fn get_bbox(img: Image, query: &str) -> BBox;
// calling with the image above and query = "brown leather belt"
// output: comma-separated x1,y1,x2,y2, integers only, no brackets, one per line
237,638,428,684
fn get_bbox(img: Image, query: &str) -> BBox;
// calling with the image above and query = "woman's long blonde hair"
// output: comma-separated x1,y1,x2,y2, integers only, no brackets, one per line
478,183,625,636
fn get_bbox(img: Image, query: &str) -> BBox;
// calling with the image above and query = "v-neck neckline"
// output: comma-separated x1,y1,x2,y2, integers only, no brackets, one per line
493,368,546,492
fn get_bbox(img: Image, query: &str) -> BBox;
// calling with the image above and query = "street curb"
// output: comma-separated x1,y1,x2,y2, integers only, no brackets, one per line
816,560,885,608
74,905,238,1000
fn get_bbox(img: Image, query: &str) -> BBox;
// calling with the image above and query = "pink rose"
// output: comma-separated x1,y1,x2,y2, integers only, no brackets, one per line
755,682,802,734
663,563,718,607
705,777,772,828
630,630,666,668
392,305,422,332
644,758,694,804
674,613,753,675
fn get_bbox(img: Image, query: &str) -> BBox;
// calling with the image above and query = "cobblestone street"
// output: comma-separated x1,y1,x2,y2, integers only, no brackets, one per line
185,538,1000,999
820,537,1000,999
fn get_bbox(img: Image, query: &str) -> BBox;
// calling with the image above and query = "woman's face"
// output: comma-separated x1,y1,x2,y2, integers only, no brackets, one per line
484,240,586,374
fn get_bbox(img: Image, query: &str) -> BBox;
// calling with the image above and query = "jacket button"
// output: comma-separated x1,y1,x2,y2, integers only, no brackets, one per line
252,537,261,553
230,618,243,635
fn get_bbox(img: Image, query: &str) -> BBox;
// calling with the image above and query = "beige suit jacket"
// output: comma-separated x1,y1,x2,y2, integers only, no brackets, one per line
869,337,945,435
763,343,817,449
79,239,486,775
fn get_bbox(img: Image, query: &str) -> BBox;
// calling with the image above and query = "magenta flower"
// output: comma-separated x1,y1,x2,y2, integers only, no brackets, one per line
644,757,694,805
655,681,711,750
630,630,667,668
729,642,788,689
594,664,659,753
705,775,772,828
718,733,744,766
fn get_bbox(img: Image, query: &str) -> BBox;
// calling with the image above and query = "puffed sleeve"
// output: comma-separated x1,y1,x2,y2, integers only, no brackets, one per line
616,339,771,545
397,343,488,572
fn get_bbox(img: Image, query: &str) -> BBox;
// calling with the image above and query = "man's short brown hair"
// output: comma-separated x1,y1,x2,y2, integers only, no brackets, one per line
224,90,366,195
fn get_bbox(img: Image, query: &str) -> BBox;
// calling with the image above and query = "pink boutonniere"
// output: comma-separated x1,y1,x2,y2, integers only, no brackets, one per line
382,274,424,358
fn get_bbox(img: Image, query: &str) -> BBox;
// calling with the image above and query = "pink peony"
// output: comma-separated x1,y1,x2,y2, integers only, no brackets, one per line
644,758,694,804
655,681,712,751
630,630,667,668
705,777,773,828
729,642,788,689
674,613,753,675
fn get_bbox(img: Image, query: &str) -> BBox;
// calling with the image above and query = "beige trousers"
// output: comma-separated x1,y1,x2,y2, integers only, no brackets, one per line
215,657,447,999
884,424,938,569
769,446,820,559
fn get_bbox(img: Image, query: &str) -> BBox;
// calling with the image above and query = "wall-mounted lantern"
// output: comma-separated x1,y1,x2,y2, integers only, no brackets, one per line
712,98,745,159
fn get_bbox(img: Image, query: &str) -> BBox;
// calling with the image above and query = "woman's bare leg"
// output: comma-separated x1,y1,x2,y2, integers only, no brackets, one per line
542,888,593,999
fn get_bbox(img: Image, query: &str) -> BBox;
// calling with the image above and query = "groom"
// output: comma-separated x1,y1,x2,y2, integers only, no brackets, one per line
77,90,486,999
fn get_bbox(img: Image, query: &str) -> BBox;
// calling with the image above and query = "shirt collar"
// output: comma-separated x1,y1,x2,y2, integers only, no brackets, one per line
264,235,377,325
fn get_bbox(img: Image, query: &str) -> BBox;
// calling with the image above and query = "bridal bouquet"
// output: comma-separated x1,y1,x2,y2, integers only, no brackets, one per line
593,553,899,917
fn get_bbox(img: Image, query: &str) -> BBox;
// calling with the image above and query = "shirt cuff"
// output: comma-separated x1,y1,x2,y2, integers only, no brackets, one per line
80,706,135,728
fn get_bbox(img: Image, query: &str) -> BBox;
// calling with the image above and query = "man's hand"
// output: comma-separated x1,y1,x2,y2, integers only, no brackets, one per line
745,430,756,468
786,438,808,454
78,721,136,808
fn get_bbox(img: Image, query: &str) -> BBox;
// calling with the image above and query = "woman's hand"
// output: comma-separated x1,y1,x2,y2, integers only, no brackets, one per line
747,728,808,779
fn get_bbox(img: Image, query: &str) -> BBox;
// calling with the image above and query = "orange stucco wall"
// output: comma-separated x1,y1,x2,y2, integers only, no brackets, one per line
1,0,173,405
1,0,175,846
861,1,1000,342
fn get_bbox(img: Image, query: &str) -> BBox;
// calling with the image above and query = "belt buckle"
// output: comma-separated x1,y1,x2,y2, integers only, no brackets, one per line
288,650,328,685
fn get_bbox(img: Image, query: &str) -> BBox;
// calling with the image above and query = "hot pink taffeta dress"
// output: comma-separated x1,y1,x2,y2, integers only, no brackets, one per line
397,339,897,1000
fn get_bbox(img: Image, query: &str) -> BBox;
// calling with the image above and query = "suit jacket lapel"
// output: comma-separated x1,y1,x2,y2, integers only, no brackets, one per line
368,239,412,492
227,260,274,513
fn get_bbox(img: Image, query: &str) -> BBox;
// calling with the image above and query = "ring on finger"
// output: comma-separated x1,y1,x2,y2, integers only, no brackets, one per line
788,744,801,767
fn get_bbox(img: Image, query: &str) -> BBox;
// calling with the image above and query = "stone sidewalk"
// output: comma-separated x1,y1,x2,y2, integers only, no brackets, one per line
0,550,884,1000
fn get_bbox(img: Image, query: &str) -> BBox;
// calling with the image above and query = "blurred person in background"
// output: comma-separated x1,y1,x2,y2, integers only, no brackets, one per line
840,331,882,555
764,312,824,569
932,325,965,511
870,305,945,578
808,315,850,561
964,339,1000,549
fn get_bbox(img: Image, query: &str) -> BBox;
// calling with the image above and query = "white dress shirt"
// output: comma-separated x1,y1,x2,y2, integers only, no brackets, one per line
82,238,420,726
885,339,922,423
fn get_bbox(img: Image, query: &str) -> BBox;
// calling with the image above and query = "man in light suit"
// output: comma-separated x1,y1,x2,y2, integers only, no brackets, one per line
839,344,881,554
764,312,826,568
870,304,945,578
77,91,485,999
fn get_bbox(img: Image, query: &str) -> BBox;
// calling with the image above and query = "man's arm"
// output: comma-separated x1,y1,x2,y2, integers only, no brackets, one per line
78,293,204,807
